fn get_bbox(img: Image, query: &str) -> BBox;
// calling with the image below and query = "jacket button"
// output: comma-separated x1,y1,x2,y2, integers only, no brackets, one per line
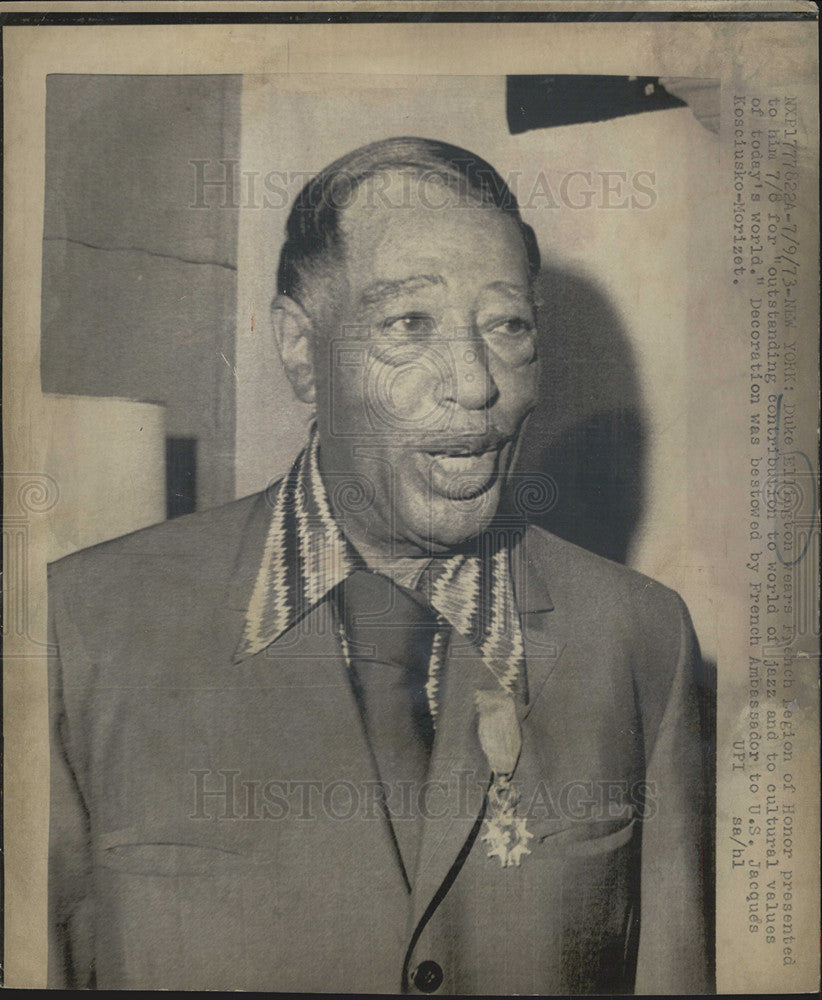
412,960,443,993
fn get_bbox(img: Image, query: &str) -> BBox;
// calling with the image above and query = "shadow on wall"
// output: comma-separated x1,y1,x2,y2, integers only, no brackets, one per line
512,264,717,974
510,265,647,566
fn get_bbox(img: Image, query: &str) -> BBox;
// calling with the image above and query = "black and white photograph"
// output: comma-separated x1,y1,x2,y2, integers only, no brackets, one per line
2,5,819,995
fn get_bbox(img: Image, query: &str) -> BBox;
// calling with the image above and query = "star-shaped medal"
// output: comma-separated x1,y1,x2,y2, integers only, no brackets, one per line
481,774,533,867
481,808,534,867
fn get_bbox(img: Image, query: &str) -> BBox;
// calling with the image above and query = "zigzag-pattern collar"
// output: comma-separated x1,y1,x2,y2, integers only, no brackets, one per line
234,424,527,698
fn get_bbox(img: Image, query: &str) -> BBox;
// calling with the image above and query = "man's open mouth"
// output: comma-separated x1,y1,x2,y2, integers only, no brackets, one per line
426,449,496,472
421,437,509,499
422,432,509,458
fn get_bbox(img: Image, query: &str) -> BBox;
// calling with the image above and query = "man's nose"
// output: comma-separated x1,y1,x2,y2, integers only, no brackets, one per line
441,334,499,411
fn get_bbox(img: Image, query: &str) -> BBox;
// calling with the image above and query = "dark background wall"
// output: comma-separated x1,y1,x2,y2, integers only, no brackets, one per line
41,74,241,512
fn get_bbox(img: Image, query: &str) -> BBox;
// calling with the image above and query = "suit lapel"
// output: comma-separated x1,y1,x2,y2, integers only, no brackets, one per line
222,497,408,895
410,637,494,924
518,608,568,722
248,601,412,897
410,527,567,923
512,527,568,721
224,491,274,646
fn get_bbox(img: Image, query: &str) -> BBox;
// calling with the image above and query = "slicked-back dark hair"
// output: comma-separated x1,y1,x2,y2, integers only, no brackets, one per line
276,136,541,304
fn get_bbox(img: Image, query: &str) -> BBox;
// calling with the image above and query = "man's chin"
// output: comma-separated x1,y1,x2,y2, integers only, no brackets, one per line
401,490,502,553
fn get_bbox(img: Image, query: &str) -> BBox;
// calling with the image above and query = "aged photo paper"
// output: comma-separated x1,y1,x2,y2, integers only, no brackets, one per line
2,3,819,993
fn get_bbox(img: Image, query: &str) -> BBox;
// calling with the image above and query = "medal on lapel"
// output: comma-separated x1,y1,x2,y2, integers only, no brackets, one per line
475,690,533,867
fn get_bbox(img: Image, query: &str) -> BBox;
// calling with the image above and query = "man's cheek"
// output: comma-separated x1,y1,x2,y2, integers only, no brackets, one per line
365,360,441,433
496,366,539,421
382,367,425,423
325,368,368,436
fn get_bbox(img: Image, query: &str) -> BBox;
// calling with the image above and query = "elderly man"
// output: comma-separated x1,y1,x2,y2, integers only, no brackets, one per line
48,137,711,993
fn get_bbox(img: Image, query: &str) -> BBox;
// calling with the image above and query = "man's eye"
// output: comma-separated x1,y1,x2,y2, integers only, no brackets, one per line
485,316,537,366
381,314,437,339
487,317,535,338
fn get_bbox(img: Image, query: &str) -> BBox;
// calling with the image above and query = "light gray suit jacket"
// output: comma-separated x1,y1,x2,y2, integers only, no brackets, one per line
48,488,713,993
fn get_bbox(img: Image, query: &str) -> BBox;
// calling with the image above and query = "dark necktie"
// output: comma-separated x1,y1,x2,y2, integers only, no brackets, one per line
339,569,444,882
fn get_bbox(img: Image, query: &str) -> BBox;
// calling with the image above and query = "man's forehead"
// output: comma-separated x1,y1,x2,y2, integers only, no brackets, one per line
358,274,531,308
327,170,532,304
359,274,445,306
340,195,523,264
338,169,494,234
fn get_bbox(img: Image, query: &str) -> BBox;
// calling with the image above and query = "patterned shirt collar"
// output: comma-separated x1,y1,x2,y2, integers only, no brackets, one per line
235,424,527,698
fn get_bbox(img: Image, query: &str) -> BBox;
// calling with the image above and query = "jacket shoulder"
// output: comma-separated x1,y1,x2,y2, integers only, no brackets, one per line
47,491,267,604
521,526,701,756
521,523,685,618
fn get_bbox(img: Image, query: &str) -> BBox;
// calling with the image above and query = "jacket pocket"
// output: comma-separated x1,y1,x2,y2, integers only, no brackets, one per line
529,816,637,858
96,832,266,877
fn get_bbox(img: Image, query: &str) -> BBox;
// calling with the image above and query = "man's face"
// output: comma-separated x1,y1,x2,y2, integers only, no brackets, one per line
313,176,539,555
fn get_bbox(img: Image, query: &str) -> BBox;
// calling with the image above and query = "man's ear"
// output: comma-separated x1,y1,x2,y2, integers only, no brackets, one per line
271,295,317,405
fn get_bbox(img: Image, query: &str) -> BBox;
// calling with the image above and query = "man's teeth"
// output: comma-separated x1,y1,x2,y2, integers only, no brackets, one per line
430,452,492,472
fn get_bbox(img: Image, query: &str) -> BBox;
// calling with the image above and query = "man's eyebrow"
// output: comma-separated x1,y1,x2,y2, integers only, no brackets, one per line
483,280,532,298
359,274,445,306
